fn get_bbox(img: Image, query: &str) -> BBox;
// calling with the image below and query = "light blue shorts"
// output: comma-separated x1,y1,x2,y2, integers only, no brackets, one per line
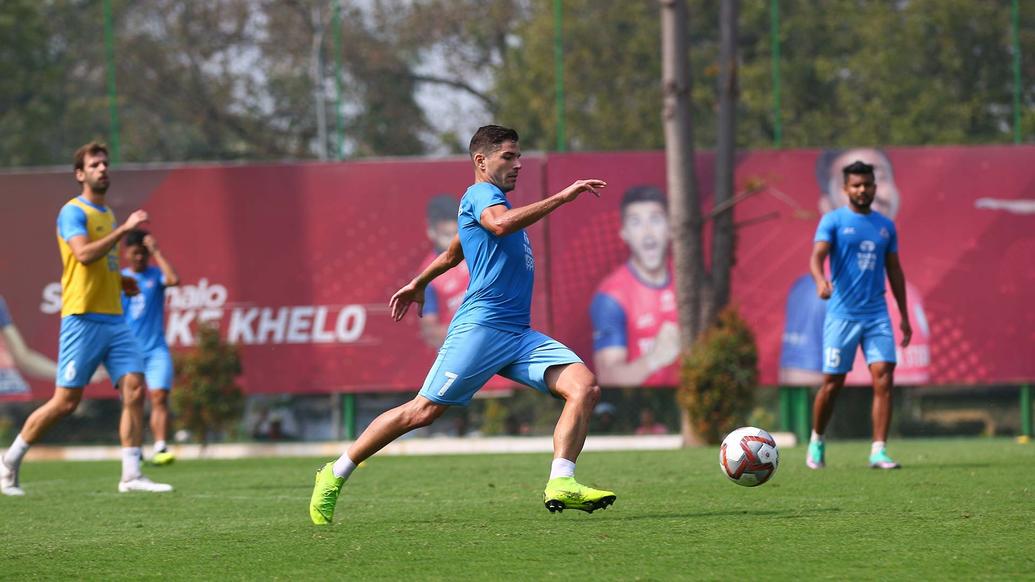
418,323,583,406
822,315,897,374
143,347,174,390
57,315,144,388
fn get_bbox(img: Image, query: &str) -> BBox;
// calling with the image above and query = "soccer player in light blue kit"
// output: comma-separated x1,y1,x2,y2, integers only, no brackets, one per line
309,125,615,524
122,229,180,465
806,160,913,470
1,142,171,495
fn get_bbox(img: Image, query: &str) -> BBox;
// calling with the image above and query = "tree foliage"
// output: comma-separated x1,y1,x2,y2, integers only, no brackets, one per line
0,0,1030,167
497,0,1032,151
0,0,110,166
677,306,758,445
494,0,671,151
172,324,244,444
737,0,1031,147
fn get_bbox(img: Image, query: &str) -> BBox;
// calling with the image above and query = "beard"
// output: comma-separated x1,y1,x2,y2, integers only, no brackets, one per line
850,196,873,209
88,178,110,193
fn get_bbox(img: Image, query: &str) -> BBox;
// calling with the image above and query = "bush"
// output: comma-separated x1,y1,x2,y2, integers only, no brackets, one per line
172,324,244,444
677,306,758,444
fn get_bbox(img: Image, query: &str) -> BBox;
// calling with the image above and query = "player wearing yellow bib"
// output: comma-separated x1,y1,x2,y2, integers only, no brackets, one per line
0,142,172,495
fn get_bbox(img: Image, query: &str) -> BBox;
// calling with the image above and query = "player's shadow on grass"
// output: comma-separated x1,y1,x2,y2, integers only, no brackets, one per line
606,507,842,522
925,462,992,469
399,508,841,525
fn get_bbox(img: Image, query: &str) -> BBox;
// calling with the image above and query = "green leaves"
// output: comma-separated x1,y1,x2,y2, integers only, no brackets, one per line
678,306,759,444
172,324,244,444
0,0,1028,167
498,0,1028,151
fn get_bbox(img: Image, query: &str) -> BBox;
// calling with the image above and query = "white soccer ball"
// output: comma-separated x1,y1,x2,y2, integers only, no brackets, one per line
719,426,779,487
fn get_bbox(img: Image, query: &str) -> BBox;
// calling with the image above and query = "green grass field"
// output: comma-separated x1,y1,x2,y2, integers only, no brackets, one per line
2,439,1032,580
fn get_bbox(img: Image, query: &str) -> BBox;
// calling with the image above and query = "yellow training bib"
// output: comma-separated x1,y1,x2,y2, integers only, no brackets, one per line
56,197,123,316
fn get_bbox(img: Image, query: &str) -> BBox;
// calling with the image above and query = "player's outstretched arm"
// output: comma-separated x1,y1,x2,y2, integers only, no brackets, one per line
144,234,180,287
66,209,149,265
809,241,833,299
389,234,464,321
885,252,912,346
0,324,58,380
594,323,680,386
480,179,606,237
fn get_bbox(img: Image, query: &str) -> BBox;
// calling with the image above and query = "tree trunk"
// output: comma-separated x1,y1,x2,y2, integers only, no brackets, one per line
661,0,705,348
661,0,705,446
711,0,739,317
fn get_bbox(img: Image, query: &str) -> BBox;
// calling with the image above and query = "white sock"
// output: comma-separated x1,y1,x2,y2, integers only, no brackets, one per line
332,454,357,480
549,458,576,480
154,440,167,454
810,430,823,444
122,447,142,481
3,435,30,469
871,441,886,455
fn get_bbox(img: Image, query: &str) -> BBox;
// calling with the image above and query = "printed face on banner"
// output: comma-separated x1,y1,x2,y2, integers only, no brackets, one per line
620,201,670,273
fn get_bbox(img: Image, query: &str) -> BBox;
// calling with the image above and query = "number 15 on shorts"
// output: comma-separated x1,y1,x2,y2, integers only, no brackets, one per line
825,347,841,369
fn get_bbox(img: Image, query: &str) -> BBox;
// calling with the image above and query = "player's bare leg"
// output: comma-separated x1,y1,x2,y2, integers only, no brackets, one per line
119,374,146,449
1,388,82,495
148,389,175,464
868,362,900,469
310,397,448,524
870,363,894,442
20,387,83,442
349,396,449,464
546,363,599,462
543,363,615,513
813,373,846,436
117,373,172,492
149,390,169,449
807,373,846,469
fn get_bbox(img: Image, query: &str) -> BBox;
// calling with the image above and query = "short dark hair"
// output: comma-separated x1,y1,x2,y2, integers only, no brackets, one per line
620,185,667,216
814,148,892,194
426,194,458,224
468,125,519,157
842,160,875,183
74,141,109,173
124,229,149,248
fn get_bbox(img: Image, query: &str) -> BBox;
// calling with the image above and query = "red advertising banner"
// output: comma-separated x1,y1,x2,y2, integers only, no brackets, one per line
546,146,1035,387
1,146,1032,399
0,157,547,399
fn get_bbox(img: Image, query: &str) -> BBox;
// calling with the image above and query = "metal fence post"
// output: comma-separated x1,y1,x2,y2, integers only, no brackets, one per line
1021,384,1032,443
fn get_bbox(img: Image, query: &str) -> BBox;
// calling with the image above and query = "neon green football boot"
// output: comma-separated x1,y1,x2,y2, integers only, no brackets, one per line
543,477,616,514
151,451,175,466
309,462,345,525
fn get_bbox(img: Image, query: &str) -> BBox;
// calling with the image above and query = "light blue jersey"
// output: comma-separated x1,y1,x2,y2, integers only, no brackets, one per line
815,207,898,319
815,206,899,373
418,181,580,406
449,182,534,333
121,266,168,352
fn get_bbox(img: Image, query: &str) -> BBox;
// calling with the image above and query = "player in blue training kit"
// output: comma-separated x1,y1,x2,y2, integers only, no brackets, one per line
806,160,913,470
122,229,180,465
309,125,615,524
1,142,171,496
